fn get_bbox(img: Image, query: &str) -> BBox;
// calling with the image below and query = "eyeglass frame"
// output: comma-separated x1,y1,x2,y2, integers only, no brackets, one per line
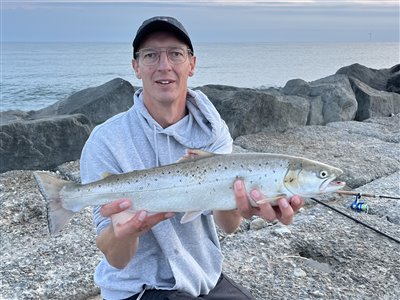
133,46,193,66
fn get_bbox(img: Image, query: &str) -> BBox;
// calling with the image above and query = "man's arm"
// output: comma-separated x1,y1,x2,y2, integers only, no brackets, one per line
96,199,175,269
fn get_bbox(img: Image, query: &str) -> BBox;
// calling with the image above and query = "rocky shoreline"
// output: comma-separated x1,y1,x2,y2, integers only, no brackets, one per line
1,63,399,299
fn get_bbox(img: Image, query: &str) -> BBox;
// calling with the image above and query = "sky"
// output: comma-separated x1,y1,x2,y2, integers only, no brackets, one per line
1,0,399,43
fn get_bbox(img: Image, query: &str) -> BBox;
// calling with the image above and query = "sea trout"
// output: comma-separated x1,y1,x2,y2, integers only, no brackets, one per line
34,149,345,235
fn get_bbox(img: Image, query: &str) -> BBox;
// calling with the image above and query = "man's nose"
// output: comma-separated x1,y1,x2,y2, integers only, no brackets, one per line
157,51,172,69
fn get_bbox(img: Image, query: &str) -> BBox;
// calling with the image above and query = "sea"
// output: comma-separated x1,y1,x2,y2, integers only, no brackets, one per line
1,42,399,112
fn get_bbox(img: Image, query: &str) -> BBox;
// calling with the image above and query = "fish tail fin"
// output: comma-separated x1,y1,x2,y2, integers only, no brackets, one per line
33,171,76,235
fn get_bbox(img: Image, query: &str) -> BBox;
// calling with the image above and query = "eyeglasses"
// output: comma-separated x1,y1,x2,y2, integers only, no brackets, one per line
135,47,193,66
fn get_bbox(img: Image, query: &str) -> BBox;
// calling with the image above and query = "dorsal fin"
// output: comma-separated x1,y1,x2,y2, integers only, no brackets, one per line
177,149,215,163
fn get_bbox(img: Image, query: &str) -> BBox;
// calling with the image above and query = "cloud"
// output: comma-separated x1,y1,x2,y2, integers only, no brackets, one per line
2,0,398,42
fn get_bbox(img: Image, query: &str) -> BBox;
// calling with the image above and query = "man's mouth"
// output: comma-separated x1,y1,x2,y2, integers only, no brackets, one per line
155,80,175,85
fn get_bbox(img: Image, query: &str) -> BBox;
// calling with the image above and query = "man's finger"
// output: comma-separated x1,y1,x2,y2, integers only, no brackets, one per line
145,212,176,227
234,180,252,219
250,190,277,222
277,198,294,225
290,195,304,212
100,199,131,217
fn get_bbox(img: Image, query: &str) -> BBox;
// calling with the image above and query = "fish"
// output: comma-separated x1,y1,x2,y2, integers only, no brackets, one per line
33,149,345,235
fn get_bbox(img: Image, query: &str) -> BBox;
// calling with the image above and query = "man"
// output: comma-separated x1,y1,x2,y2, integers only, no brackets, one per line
80,16,304,300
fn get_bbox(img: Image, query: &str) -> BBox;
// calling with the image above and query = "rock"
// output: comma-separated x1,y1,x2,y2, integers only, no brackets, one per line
336,63,392,92
293,268,307,277
0,170,102,300
310,290,325,298
352,171,400,225
386,64,400,93
197,85,310,138
308,74,358,123
56,160,81,183
327,114,400,143
0,114,91,172
250,218,267,230
281,79,310,97
348,77,400,120
0,110,33,126
31,78,135,125
199,74,358,138
273,224,292,236
283,74,358,124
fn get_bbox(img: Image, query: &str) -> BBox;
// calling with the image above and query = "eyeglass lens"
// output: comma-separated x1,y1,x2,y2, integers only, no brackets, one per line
136,47,191,65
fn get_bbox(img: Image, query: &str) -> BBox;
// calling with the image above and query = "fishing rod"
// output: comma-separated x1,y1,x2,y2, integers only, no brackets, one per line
310,197,400,244
336,190,400,200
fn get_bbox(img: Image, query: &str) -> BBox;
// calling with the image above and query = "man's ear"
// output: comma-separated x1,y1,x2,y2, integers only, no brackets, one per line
132,59,141,79
188,56,196,77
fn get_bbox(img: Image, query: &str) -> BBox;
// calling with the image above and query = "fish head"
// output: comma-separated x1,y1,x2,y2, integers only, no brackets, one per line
283,159,345,197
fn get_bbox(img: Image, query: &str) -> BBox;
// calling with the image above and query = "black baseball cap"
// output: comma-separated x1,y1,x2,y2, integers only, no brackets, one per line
132,16,194,57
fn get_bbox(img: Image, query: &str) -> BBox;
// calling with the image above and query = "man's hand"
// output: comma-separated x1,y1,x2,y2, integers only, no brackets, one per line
233,179,304,225
100,199,175,239
96,199,174,269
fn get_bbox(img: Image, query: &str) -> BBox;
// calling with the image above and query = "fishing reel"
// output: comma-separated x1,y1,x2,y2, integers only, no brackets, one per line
350,193,369,213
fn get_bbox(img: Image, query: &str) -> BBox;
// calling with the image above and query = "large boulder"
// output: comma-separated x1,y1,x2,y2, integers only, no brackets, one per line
283,74,358,124
387,64,400,93
197,85,309,139
0,114,91,172
336,63,392,92
349,77,400,120
31,78,135,125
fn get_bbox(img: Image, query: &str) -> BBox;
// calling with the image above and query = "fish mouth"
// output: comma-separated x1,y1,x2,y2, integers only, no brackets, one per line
320,175,346,193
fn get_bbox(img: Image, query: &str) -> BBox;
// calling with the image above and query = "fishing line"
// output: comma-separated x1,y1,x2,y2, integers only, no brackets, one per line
310,197,400,244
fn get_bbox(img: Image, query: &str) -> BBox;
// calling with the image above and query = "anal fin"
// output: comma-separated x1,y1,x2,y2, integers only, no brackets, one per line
180,210,204,223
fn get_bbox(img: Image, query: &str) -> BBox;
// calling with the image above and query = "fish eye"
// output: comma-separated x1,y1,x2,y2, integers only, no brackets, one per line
319,170,329,178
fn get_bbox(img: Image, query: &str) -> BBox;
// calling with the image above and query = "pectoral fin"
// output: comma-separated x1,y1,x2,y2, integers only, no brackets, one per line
251,194,287,207
180,211,204,223
177,149,215,163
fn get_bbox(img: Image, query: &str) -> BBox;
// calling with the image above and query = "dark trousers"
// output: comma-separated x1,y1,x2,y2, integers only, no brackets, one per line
121,273,255,300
